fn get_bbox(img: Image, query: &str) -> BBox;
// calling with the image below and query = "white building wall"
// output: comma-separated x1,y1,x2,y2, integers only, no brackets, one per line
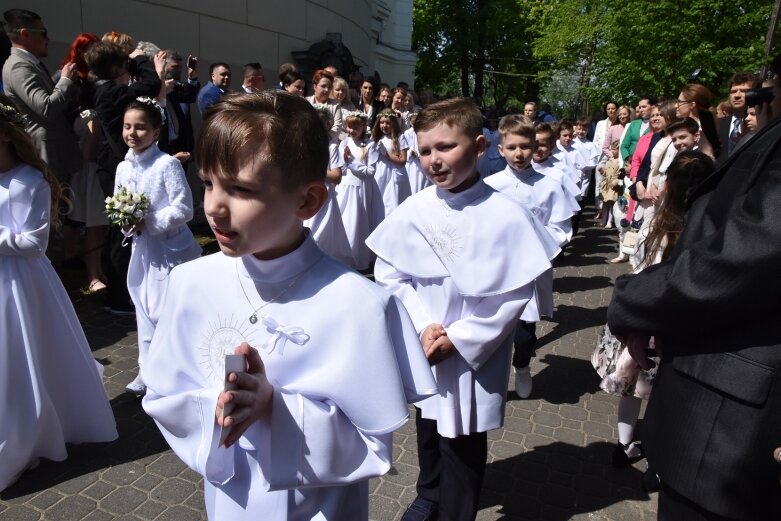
1,0,416,88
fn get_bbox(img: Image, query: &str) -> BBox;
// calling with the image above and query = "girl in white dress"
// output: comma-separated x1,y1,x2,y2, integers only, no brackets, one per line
403,112,432,195
371,110,411,216
336,112,384,271
303,104,353,265
0,99,117,492
116,98,201,395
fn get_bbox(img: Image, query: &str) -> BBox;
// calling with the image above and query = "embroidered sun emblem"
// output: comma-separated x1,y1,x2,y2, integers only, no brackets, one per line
199,315,257,384
423,224,462,262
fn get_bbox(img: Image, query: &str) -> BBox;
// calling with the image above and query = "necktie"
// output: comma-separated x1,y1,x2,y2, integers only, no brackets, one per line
728,118,741,154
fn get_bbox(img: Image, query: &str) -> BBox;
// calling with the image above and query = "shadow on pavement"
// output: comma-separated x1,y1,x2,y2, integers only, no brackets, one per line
481,441,651,520
553,275,613,294
0,395,169,500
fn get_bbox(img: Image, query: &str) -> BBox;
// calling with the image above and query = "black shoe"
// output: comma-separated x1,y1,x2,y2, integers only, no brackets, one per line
641,465,661,493
612,442,645,468
400,497,438,521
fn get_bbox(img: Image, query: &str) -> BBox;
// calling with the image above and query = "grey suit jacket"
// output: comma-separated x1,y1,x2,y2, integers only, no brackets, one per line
608,117,781,519
2,47,81,181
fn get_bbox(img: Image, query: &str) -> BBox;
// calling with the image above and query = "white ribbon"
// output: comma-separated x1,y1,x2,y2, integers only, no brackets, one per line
260,316,310,356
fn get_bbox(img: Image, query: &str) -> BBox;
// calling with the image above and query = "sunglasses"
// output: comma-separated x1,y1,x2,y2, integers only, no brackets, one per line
23,27,48,38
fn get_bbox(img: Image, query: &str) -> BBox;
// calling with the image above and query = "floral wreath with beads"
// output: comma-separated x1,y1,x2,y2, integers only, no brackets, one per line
135,96,166,122
0,104,29,129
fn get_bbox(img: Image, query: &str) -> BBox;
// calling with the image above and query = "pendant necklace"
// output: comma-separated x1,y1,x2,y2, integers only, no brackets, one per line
236,260,303,324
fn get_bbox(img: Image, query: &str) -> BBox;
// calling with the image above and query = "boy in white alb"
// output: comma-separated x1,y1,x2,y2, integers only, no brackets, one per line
141,93,437,521
573,117,602,206
484,115,575,398
366,99,554,521
531,122,582,208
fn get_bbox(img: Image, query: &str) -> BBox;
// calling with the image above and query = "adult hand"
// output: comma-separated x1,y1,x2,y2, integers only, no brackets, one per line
164,78,175,95
624,333,655,370
187,55,198,80
153,50,167,78
129,48,144,59
173,151,191,164
216,342,273,448
61,62,78,80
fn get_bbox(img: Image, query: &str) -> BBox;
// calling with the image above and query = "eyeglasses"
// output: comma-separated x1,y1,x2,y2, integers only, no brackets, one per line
23,27,48,38
676,99,693,105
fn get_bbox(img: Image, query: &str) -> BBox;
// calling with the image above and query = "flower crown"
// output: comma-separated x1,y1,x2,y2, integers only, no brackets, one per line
135,96,166,122
0,104,28,129
377,109,399,119
343,110,368,121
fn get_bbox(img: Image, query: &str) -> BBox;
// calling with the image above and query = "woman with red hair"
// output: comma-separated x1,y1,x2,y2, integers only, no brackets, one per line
306,68,343,140
58,32,109,293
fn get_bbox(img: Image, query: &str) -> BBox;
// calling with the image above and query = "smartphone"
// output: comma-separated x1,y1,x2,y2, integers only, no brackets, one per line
218,354,246,447
188,56,198,69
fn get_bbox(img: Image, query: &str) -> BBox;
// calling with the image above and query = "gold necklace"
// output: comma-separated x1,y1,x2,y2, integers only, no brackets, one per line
235,260,303,324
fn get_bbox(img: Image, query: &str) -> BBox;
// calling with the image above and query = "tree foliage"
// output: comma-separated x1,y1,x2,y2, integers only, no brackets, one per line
413,0,779,115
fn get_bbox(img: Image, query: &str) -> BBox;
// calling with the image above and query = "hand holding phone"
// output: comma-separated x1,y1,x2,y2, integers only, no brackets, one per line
218,354,246,447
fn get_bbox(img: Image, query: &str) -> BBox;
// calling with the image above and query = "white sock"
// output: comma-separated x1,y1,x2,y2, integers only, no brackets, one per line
617,395,642,455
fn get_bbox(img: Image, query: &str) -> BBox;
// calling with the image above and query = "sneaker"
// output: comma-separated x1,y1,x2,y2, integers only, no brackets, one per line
515,366,533,398
400,497,438,521
609,254,629,264
125,376,147,396
612,441,645,468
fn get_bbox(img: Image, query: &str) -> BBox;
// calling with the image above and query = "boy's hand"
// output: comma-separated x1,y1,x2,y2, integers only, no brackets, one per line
425,335,456,365
420,323,446,351
216,342,273,448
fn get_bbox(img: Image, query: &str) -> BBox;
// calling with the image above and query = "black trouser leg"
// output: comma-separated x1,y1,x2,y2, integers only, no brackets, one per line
512,321,538,368
414,409,488,521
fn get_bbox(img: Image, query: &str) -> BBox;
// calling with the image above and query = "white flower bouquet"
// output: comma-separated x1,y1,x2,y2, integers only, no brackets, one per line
105,186,149,234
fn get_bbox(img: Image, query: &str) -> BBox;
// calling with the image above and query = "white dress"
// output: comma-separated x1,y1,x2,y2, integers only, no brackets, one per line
335,136,385,270
403,127,431,195
0,164,117,492
303,143,353,266
373,135,411,216
367,181,555,437
141,234,436,520
114,143,201,366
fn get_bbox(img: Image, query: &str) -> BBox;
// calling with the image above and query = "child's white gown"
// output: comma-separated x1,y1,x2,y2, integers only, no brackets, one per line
336,137,385,270
374,135,411,216
0,164,118,492
403,128,431,195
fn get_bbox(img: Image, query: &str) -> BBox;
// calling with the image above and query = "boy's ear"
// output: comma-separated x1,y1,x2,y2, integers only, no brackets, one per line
475,134,487,158
295,181,329,221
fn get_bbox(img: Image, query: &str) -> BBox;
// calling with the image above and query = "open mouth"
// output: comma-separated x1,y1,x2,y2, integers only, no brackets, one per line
213,227,237,242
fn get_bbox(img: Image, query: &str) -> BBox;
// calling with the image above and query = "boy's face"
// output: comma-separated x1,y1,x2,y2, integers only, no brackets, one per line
670,129,699,152
498,133,534,171
573,124,587,138
558,129,573,147
201,152,310,260
416,122,486,193
533,132,553,162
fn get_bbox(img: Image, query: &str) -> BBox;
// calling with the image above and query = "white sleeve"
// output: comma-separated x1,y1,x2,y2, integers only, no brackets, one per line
329,144,344,170
446,283,534,371
240,390,393,490
144,160,194,235
343,144,378,178
374,256,435,334
0,178,50,257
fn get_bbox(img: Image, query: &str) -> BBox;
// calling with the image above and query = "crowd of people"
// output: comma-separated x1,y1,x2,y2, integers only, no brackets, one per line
2,6,781,521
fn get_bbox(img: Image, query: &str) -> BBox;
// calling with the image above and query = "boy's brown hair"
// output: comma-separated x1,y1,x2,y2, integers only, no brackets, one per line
498,114,535,142
196,91,328,191
555,119,574,136
666,117,699,136
413,98,483,140
534,122,555,146
575,117,590,128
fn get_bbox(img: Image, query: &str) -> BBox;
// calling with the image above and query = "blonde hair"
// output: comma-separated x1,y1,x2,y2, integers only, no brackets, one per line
498,114,535,141
101,31,136,55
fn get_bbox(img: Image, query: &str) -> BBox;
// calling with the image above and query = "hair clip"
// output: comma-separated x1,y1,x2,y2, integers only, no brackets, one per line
0,104,29,129
135,96,166,122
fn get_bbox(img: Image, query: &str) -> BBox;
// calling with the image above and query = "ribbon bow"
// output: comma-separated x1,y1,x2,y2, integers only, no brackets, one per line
260,316,310,356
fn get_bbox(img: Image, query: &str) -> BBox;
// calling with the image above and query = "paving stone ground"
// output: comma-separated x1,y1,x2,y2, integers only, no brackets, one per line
0,214,658,520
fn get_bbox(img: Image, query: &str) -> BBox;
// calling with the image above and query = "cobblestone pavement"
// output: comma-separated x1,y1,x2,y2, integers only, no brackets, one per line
0,216,657,520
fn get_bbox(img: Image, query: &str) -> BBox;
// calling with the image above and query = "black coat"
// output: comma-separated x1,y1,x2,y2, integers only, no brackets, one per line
608,117,781,520
158,79,199,158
